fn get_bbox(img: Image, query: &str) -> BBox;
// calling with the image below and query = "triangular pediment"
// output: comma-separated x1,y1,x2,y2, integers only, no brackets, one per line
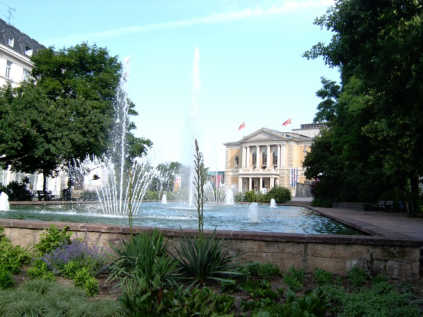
245,132,277,142
224,128,312,146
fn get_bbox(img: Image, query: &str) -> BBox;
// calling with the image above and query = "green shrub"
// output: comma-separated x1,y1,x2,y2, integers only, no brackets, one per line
263,288,328,316
244,190,256,202
0,279,122,316
313,268,334,286
3,180,33,201
74,267,99,296
241,279,280,309
283,267,304,292
267,186,291,203
173,235,239,285
241,262,281,279
144,190,159,201
347,267,369,288
42,239,105,276
120,274,177,317
235,193,244,202
0,228,31,273
171,287,235,316
0,265,14,289
35,225,72,255
338,282,420,317
27,259,55,281
256,192,270,203
109,230,177,287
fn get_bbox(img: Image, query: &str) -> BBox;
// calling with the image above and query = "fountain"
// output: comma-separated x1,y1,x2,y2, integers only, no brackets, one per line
161,192,167,204
187,48,201,208
0,192,9,211
224,186,234,205
248,202,259,223
270,198,277,208
75,57,156,216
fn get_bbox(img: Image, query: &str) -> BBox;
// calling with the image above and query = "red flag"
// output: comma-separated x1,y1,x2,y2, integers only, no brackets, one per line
282,118,292,126
238,122,246,130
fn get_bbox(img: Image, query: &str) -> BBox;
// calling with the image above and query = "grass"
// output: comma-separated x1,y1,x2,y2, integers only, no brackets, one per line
0,279,122,317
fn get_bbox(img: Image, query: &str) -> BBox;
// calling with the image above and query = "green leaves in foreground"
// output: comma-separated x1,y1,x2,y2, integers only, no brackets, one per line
0,279,122,317
173,234,240,286
109,230,178,287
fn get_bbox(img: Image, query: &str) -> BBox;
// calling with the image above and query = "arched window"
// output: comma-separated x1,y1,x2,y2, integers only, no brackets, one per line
234,156,239,168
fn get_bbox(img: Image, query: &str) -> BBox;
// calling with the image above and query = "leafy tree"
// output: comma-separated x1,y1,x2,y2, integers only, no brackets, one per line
150,162,181,195
0,43,152,194
304,1,423,213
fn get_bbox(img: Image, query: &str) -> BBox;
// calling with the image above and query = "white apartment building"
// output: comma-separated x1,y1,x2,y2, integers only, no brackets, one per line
0,19,66,197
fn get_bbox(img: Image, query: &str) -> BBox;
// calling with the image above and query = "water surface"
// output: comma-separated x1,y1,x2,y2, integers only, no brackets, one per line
0,202,360,235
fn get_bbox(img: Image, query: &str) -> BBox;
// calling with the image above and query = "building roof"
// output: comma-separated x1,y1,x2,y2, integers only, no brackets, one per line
224,127,312,146
0,19,45,57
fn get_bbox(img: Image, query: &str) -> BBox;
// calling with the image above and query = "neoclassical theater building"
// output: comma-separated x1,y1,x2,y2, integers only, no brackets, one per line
224,125,321,195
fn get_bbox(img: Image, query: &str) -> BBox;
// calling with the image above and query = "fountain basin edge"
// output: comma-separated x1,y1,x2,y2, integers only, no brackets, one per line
0,218,420,280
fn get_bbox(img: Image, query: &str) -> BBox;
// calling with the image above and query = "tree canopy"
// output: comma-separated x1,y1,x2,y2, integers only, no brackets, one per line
0,43,152,192
304,0,423,213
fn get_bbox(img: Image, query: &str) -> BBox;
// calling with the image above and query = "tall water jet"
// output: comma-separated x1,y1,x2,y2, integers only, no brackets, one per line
224,186,234,205
187,48,200,207
161,192,167,204
93,57,155,216
270,198,277,208
248,202,259,223
0,192,9,211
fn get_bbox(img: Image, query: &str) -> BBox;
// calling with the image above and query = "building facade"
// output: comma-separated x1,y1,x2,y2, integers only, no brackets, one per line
0,19,44,88
224,127,316,196
0,20,67,196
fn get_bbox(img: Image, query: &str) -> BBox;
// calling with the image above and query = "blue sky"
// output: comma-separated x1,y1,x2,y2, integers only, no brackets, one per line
8,0,340,170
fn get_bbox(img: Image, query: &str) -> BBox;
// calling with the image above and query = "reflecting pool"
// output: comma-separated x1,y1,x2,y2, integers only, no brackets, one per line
0,202,361,235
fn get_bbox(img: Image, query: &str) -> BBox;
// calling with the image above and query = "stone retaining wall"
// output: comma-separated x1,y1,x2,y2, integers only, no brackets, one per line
0,219,420,280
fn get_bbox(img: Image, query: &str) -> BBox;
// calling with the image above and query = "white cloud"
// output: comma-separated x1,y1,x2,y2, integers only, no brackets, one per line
50,0,334,44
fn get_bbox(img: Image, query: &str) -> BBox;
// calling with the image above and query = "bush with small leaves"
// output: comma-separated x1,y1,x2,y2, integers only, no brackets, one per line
0,227,30,274
0,265,14,289
241,262,281,279
74,267,99,296
313,268,334,286
347,267,369,288
283,267,304,292
27,259,55,281
35,225,72,256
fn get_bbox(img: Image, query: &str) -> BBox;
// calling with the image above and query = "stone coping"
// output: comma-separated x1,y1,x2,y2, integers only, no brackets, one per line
0,218,421,248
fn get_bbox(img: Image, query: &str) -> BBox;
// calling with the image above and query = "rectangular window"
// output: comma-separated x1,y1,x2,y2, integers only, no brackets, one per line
25,47,33,57
5,60,12,78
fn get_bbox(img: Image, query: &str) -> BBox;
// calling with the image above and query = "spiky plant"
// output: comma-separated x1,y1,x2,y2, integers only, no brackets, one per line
193,139,207,233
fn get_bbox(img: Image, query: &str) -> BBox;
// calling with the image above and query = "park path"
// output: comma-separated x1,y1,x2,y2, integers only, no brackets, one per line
305,204,423,241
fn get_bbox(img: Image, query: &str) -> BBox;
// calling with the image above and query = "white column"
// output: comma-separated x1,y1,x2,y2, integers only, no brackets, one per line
246,146,250,169
259,177,263,192
238,177,242,193
266,145,270,169
270,177,275,189
249,177,252,191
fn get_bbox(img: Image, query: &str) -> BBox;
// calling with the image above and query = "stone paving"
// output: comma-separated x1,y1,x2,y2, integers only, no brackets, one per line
305,204,423,241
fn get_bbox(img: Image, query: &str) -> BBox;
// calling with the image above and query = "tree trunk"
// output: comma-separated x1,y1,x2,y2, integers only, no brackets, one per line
409,174,420,217
42,172,47,201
